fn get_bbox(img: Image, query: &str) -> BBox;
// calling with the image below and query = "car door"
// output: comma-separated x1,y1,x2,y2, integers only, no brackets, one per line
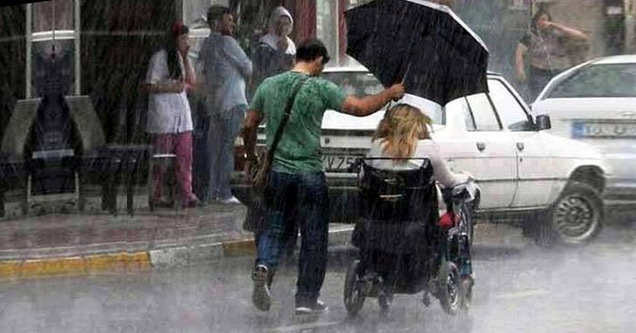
443,93,517,209
489,78,553,207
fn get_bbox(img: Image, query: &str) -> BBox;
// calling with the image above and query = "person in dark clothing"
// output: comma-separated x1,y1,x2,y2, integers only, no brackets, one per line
515,9,588,100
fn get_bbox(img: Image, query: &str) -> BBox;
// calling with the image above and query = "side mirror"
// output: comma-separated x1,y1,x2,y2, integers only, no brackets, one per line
536,114,552,131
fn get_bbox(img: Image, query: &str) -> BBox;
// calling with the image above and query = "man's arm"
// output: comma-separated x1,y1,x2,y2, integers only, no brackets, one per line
340,83,405,117
243,109,264,166
224,37,254,80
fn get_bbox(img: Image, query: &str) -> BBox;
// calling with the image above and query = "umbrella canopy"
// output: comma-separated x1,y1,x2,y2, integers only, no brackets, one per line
345,0,489,106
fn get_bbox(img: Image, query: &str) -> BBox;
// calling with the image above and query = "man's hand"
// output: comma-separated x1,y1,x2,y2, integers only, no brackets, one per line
388,82,405,101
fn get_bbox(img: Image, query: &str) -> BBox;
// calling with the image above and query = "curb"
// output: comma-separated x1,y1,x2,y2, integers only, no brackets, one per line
0,252,151,280
0,225,355,279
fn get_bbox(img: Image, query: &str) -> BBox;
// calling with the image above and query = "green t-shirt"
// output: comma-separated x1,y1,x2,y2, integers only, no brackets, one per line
250,71,347,173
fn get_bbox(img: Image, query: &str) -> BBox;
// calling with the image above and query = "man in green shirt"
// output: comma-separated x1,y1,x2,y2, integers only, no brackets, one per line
244,39,404,314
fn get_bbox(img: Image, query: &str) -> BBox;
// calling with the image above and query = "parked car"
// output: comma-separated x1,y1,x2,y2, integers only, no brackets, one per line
532,55,636,220
233,67,609,244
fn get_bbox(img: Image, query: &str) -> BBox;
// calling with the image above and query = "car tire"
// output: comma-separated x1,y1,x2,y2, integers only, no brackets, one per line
541,181,603,246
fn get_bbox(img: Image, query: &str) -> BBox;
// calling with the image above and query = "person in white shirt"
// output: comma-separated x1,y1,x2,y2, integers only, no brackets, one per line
145,22,198,208
367,103,468,188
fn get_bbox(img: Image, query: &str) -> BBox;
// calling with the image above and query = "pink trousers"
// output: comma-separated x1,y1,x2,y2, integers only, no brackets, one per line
152,132,197,203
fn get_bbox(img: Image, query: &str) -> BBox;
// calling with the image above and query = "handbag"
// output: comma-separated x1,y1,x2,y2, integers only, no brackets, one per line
243,76,308,232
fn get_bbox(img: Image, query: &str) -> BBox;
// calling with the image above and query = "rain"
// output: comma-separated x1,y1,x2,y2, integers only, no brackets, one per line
0,0,635,332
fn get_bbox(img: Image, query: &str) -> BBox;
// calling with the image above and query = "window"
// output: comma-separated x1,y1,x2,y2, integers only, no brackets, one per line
33,0,73,32
548,64,636,98
465,93,501,131
488,79,532,131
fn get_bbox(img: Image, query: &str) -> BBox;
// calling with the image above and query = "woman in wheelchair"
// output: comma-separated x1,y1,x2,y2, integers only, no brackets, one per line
366,103,469,186
345,103,474,315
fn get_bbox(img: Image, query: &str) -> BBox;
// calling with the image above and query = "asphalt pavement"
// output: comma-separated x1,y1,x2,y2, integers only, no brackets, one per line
1,221,635,333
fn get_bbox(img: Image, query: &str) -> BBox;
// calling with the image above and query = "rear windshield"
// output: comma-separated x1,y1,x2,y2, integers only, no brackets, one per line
547,64,636,98
322,70,444,124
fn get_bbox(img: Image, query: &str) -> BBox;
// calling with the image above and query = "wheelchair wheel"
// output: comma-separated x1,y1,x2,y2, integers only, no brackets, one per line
344,260,366,316
438,261,460,315
459,276,473,310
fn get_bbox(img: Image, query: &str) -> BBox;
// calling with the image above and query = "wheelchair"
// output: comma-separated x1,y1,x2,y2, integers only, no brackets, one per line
344,158,475,316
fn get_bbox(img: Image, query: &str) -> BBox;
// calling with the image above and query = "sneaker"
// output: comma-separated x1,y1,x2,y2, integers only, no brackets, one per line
295,300,328,315
252,265,271,311
220,196,241,204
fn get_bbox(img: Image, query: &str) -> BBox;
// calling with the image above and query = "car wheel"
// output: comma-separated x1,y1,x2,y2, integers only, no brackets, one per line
438,261,461,315
344,260,366,316
543,181,603,245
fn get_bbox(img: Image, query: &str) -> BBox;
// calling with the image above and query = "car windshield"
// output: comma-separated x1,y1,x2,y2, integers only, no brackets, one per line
547,63,636,98
322,70,444,125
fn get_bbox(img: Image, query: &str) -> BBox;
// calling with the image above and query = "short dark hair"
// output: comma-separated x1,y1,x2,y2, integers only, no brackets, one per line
296,39,330,64
207,5,231,24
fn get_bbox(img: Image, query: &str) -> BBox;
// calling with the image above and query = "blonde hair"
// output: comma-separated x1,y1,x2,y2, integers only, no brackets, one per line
372,104,432,162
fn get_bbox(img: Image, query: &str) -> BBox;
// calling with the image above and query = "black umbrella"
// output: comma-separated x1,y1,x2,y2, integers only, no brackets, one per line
345,0,489,106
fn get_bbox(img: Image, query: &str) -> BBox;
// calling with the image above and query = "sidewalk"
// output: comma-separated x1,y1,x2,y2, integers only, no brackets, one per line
0,196,355,279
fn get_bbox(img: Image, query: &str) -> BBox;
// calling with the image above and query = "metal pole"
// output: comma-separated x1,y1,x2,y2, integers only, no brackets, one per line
26,3,32,99
75,0,81,95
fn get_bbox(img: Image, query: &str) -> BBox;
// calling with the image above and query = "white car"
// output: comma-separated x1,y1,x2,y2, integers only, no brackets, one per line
233,68,609,244
532,55,636,220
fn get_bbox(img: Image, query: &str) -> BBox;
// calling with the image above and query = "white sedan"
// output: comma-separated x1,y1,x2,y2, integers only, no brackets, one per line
532,55,636,220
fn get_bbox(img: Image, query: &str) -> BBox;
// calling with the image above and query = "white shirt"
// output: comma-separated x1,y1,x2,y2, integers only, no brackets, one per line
145,50,193,134
367,139,468,188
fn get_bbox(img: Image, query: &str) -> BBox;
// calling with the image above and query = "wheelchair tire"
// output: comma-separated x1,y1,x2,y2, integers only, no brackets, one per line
459,276,473,310
344,260,365,317
438,261,460,315
459,204,474,248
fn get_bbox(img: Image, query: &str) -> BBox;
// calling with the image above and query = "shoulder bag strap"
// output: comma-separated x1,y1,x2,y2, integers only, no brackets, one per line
267,75,309,159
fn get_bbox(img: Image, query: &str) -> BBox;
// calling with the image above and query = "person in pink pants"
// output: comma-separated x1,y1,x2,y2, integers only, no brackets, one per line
144,22,198,207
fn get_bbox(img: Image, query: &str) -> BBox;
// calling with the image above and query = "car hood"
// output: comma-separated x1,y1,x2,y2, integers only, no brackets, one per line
533,98,636,119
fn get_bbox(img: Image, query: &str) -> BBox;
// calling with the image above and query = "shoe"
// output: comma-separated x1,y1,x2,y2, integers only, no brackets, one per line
220,196,241,204
183,199,199,208
252,265,271,311
153,198,173,208
295,300,328,315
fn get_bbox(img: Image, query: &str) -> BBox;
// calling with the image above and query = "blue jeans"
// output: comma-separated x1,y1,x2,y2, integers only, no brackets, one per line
207,105,246,201
257,171,329,305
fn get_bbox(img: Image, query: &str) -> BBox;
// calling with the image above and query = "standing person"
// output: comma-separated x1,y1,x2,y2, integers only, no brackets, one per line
199,5,253,204
515,9,588,100
145,22,198,208
243,39,404,314
250,6,296,95
250,5,298,262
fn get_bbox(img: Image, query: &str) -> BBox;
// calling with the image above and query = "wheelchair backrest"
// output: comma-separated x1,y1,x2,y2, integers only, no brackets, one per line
357,158,436,221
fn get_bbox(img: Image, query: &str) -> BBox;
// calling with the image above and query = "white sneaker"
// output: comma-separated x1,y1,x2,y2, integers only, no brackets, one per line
252,265,271,311
220,196,241,204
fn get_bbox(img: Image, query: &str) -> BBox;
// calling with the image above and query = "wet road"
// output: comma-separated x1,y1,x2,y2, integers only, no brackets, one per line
1,224,635,333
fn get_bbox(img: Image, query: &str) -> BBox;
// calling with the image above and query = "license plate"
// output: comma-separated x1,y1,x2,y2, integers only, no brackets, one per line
322,155,359,172
572,122,636,138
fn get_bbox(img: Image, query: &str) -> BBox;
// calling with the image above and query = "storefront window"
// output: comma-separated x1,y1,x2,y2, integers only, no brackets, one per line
33,0,74,32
